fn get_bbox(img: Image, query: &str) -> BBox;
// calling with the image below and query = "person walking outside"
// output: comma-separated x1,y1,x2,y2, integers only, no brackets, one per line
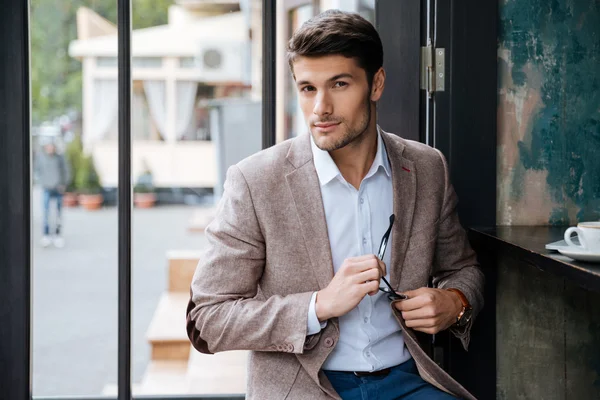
37,142,71,248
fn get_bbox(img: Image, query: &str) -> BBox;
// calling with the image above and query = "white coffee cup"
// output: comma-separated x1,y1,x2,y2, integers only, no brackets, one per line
564,222,600,252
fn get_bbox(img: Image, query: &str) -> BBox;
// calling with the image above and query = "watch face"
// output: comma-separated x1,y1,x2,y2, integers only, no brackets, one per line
459,308,473,326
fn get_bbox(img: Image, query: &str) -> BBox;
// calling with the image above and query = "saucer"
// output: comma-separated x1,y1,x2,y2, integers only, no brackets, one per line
557,247,600,263
545,238,580,250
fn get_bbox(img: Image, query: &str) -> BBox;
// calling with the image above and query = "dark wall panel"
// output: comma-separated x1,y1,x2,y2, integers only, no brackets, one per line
376,0,421,141
0,0,32,399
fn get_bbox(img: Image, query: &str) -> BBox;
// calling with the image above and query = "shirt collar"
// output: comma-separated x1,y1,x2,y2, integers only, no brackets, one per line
310,125,391,186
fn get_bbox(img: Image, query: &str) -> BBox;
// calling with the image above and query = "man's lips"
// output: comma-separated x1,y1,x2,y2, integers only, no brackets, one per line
314,122,340,129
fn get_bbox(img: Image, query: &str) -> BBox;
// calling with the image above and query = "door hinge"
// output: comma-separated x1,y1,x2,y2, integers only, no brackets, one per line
420,45,445,95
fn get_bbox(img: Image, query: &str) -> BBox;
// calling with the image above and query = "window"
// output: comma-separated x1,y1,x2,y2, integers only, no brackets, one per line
132,57,163,68
179,56,196,68
97,56,118,67
30,0,261,397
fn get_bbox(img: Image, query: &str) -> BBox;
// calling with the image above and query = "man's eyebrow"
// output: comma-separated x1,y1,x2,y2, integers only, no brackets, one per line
296,73,354,86
328,73,354,82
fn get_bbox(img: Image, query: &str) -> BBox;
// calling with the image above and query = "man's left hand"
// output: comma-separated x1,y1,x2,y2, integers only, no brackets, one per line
393,287,462,334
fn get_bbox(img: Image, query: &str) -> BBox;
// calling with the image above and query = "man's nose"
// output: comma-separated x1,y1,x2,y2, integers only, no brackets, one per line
312,92,333,117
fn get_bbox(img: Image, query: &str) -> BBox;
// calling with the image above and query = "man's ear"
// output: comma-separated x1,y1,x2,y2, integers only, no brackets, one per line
370,68,386,102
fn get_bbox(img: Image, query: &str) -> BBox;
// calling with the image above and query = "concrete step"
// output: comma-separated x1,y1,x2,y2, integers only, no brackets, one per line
166,250,203,293
102,361,188,396
146,292,190,361
105,351,247,396
186,348,248,394
139,360,189,394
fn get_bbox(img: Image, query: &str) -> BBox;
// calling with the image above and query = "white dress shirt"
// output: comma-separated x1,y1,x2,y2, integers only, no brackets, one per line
307,127,412,372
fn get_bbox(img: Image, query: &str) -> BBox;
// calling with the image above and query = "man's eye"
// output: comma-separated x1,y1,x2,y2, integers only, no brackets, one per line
301,86,315,92
334,81,348,88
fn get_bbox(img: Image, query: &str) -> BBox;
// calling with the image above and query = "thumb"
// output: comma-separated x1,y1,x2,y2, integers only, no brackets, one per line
401,287,425,299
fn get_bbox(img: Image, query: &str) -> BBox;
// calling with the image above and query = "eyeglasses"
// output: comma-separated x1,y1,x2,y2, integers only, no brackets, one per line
377,214,407,301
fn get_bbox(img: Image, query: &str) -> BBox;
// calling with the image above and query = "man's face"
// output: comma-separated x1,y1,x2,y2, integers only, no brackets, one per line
292,55,383,152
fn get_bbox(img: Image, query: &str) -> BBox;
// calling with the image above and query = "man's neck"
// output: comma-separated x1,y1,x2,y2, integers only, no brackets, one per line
329,124,379,190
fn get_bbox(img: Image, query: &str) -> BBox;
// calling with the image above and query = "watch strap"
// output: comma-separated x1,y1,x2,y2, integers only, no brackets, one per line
446,288,472,326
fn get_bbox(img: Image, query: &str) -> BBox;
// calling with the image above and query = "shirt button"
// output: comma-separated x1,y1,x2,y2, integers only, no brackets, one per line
364,317,368,323
366,352,371,357
360,197,364,204
362,238,367,245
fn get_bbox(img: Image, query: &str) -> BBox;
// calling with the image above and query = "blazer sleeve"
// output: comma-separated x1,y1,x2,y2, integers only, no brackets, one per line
430,149,485,351
186,165,314,355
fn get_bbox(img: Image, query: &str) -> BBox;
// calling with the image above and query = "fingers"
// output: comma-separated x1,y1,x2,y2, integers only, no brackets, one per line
348,254,380,262
344,256,381,273
359,280,379,296
394,289,434,311
404,317,446,334
343,255,387,275
404,318,438,329
354,267,382,284
402,288,428,298
401,306,436,321
394,296,429,311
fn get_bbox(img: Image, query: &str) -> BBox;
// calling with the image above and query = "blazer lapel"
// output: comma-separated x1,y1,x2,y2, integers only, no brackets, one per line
381,132,417,290
285,134,335,290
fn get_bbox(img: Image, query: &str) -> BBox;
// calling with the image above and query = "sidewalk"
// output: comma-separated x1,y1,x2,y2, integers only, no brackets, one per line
32,187,211,396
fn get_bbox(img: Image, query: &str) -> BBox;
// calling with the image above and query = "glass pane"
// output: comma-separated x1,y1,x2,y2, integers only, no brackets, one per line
31,0,119,396
97,57,118,67
286,4,314,139
130,0,261,396
179,56,196,68
320,0,375,21
132,57,163,68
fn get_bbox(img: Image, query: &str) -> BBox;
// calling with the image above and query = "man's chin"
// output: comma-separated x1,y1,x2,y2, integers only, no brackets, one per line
311,133,340,152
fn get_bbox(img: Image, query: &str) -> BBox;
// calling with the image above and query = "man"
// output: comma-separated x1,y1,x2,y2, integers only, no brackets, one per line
187,10,484,400
37,142,70,248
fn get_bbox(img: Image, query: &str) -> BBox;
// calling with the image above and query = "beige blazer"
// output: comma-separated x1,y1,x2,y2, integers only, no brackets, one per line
187,131,484,400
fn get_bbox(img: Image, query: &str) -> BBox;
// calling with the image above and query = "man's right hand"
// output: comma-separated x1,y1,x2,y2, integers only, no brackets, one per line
315,254,386,322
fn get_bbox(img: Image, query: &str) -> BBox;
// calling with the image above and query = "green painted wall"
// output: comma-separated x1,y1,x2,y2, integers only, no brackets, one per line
497,0,600,225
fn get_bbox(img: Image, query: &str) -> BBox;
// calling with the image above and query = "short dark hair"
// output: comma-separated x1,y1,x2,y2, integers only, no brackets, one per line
286,10,384,86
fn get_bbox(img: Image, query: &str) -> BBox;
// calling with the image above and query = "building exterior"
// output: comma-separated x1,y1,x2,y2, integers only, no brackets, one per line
69,1,251,189
68,0,374,192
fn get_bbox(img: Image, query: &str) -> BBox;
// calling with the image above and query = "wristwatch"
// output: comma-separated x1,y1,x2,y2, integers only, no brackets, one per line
446,288,473,327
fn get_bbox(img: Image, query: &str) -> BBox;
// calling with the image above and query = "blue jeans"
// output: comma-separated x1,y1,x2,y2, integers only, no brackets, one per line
324,358,458,400
43,188,63,236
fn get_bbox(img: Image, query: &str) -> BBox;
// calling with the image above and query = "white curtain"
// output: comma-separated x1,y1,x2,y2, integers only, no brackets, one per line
175,81,198,140
91,79,118,141
132,89,151,140
143,80,168,139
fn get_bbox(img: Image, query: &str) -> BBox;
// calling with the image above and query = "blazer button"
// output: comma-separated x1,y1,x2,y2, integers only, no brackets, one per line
324,337,335,348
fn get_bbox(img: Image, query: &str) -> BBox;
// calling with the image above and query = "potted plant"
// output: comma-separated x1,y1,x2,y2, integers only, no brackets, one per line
76,154,104,210
63,183,79,207
63,135,83,207
133,163,157,208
